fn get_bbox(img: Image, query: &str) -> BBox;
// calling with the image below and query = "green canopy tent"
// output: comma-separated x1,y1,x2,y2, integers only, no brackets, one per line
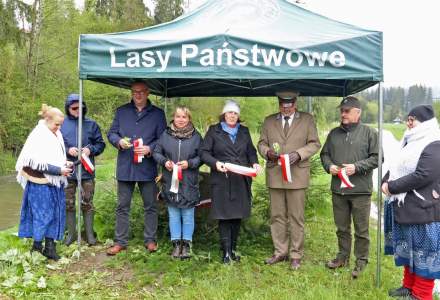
77,0,384,285
79,0,382,97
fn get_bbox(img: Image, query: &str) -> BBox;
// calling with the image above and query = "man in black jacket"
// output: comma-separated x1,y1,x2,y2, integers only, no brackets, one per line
320,96,378,278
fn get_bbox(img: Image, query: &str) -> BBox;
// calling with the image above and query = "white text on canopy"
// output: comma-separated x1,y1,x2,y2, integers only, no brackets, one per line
109,43,345,71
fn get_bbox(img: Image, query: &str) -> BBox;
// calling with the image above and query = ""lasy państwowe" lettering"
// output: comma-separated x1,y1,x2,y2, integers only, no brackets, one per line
110,42,346,72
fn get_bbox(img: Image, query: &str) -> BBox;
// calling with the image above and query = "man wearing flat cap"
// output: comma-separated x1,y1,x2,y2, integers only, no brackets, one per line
258,90,320,270
320,96,378,279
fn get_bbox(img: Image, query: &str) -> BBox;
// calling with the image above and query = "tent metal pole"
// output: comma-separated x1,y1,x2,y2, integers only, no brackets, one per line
307,96,312,113
76,79,84,250
164,79,168,116
376,82,384,287
164,97,167,116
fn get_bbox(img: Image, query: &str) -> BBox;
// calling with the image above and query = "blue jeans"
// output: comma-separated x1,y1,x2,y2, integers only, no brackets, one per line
168,206,195,241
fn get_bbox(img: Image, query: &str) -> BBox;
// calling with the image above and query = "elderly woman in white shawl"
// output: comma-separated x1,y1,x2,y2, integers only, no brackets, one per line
382,105,440,300
16,104,72,261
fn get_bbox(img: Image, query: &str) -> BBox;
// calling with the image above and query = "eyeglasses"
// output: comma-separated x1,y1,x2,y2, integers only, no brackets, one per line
132,90,147,95
70,107,79,111
340,108,351,114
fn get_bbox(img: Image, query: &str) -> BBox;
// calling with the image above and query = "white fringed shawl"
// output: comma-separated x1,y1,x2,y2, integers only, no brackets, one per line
16,120,67,189
388,118,440,205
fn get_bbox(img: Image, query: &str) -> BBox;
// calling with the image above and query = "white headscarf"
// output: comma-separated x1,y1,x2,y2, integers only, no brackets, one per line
388,117,440,205
16,120,67,188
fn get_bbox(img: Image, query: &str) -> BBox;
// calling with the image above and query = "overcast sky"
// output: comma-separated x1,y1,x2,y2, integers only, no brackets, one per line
299,0,439,88
176,0,439,88
71,0,439,88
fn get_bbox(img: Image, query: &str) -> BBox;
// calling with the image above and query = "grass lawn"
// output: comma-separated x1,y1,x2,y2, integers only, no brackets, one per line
0,155,405,300
368,123,406,141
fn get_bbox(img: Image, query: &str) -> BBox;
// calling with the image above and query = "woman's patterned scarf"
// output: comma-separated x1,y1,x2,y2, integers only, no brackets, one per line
167,122,195,139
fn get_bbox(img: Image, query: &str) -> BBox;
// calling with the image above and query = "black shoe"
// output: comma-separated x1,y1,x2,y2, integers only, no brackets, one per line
180,240,191,260
171,240,181,259
222,251,232,264
31,241,43,254
43,238,60,261
220,240,232,264
230,237,240,262
220,236,232,264
388,286,411,298
230,221,241,262
231,251,241,262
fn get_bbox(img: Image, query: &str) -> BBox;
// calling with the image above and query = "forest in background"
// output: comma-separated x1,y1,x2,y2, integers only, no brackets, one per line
0,0,437,174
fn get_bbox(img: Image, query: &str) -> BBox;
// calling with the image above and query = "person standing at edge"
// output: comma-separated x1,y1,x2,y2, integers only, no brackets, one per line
16,104,72,260
258,90,320,270
320,96,378,279
61,93,106,246
106,81,167,255
200,100,261,264
383,105,440,300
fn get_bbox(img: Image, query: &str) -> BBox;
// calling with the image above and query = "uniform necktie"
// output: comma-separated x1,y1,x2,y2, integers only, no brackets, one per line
283,116,290,136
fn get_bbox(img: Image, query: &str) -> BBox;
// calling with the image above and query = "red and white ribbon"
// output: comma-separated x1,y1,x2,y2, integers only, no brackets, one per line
224,163,257,177
196,198,212,209
338,168,355,189
133,138,144,164
170,163,183,193
81,153,95,175
279,154,292,183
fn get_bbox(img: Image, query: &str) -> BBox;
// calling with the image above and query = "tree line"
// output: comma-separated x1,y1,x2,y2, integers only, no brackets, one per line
0,0,436,172
0,0,183,157
358,85,434,123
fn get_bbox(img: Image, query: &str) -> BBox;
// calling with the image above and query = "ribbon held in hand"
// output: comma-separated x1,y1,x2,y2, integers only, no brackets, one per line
170,163,183,193
81,153,95,175
133,138,144,164
224,163,257,177
279,154,292,182
338,168,355,189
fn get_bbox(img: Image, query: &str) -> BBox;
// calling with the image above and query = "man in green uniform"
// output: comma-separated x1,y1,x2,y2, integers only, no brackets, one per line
320,96,379,279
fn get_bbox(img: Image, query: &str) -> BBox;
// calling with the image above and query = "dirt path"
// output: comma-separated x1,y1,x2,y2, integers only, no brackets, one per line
54,246,137,297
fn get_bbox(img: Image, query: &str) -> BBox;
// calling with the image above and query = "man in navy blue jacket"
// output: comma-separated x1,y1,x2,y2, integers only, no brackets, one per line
106,81,167,255
61,94,106,246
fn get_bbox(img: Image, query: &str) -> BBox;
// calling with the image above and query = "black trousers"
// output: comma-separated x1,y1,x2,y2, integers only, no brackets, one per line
218,219,241,251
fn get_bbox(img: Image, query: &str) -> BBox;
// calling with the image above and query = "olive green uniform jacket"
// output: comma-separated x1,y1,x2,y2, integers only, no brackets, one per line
258,112,321,189
320,123,379,195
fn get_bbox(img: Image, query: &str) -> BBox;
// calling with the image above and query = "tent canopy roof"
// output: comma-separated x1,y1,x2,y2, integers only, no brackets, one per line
79,0,383,97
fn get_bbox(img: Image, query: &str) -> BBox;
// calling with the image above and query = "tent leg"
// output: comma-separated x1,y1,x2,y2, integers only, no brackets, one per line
164,79,168,116
376,82,384,287
307,96,312,113
164,97,167,116
76,80,84,251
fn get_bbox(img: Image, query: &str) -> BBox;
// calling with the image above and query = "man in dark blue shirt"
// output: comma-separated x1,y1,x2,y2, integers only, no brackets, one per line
106,82,167,255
